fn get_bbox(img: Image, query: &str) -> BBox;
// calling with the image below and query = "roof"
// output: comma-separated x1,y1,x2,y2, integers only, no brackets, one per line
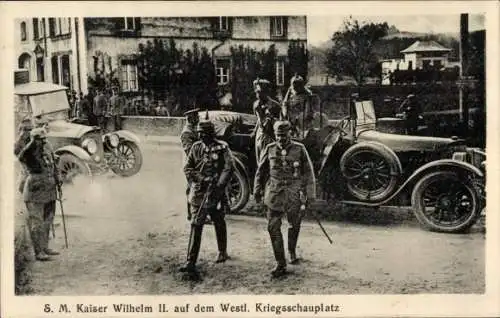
401,41,451,54
14,82,68,95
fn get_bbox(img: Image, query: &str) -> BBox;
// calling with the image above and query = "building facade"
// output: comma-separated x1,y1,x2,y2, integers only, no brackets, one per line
14,18,88,93
84,16,307,93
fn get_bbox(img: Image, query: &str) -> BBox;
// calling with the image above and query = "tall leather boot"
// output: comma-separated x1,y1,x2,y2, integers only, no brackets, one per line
288,227,301,264
179,225,203,273
214,221,229,263
269,230,287,278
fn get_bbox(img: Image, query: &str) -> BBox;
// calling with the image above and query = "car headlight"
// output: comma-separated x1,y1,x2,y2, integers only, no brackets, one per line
82,138,98,154
109,134,120,148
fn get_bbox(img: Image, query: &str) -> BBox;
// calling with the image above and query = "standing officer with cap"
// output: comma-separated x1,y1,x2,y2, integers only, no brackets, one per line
282,75,315,138
252,78,282,162
181,115,233,279
16,127,61,261
254,120,316,278
108,85,126,131
180,108,200,157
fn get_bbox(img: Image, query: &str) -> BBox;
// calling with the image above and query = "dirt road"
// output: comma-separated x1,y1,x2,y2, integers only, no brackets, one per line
28,143,485,295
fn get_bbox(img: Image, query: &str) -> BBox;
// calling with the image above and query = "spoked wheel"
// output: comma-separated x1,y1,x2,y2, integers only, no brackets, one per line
57,154,91,184
226,167,250,213
340,143,401,202
110,141,143,177
411,171,481,233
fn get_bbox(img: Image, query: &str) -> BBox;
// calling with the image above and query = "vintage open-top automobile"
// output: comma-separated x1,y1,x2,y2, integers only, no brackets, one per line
14,69,143,183
203,97,486,234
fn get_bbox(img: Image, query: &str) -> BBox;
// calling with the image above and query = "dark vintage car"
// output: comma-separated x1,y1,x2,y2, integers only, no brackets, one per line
14,70,143,183
203,99,486,234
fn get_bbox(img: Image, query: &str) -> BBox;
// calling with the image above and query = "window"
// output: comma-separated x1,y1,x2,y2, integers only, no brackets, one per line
20,22,27,41
51,56,59,84
218,17,229,31
408,60,413,70
124,17,136,30
422,60,431,70
121,60,138,92
215,59,230,85
271,16,286,37
276,60,285,86
38,18,45,39
49,18,71,37
433,60,443,69
33,18,39,39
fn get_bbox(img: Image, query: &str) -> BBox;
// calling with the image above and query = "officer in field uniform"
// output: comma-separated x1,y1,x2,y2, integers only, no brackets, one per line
180,108,200,157
108,86,126,131
17,127,61,261
282,75,315,138
181,119,234,279
252,78,282,162
254,121,316,278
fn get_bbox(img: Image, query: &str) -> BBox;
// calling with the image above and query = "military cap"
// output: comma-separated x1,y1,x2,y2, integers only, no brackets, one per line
273,120,291,134
184,108,200,117
197,120,215,134
291,75,305,84
253,78,271,87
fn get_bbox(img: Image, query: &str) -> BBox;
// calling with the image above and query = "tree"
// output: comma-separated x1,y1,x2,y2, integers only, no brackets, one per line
326,17,389,86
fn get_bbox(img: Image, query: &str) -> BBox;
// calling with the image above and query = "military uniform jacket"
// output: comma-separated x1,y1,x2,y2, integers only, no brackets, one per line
184,139,234,208
253,98,282,139
254,141,316,212
93,94,108,116
109,95,126,116
18,140,59,203
180,124,198,156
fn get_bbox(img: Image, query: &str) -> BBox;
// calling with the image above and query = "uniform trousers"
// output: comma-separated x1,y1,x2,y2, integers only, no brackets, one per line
25,200,56,256
266,206,302,267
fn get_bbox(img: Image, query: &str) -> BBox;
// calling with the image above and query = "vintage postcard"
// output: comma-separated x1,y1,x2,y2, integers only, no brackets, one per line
1,1,499,317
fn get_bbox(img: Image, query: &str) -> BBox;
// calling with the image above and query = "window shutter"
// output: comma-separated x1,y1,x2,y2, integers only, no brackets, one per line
110,18,125,30
228,17,233,33
283,16,288,38
33,18,39,39
48,18,56,37
134,17,141,31
270,17,275,38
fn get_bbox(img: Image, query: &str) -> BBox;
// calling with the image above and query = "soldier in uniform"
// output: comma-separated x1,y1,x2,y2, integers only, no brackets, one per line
180,108,200,157
282,75,315,139
16,127,61,261
93,88,109,131
252,78,282,162
180,119,234,279
254,121,316,278
108,86,126,131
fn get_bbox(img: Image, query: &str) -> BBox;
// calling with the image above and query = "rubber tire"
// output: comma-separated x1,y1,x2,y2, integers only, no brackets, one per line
110,141,143,177
227,166,250,213
411,171,481,233
57,154,91,184
339,142,401,202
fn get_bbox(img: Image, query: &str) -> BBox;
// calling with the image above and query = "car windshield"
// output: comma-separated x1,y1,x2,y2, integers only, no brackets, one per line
38,109,69,121
28,90,69,117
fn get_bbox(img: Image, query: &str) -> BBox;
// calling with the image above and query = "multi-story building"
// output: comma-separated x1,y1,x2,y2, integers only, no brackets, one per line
15,16,307,97
14,17,88,93
84,16,307,93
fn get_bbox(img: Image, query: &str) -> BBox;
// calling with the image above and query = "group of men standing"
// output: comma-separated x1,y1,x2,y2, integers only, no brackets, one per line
74,86,126,132
179,75,316,280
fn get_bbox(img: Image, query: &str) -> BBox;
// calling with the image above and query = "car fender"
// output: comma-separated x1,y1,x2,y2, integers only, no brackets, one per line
112,130,141,144
342,159,484,208
54,145,92,162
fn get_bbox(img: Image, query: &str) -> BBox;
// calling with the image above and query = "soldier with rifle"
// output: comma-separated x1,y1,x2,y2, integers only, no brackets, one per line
16,127,62,261
180,118,234,280
253,121,316,278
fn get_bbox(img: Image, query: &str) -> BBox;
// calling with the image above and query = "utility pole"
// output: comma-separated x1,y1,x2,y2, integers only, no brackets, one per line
459,13,469,136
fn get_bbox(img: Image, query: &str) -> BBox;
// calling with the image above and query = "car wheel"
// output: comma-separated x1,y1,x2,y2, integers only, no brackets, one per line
57,154,91,184
110,141,143,177
340,142,401,202
411,171,481,233
226,167,250,213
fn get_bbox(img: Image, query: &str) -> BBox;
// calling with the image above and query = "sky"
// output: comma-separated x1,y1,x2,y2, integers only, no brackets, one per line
307,14,486,46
